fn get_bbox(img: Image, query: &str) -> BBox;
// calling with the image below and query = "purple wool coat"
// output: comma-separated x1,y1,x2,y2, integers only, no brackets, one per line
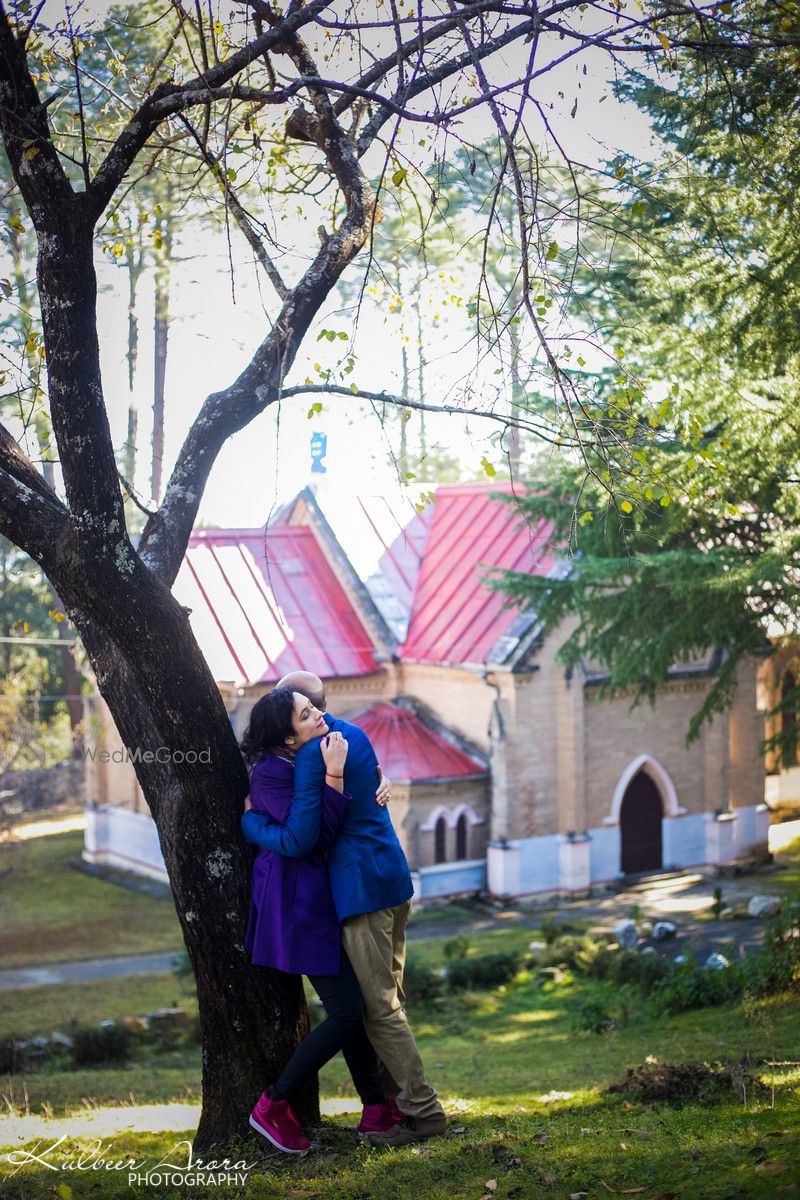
243,750,351,976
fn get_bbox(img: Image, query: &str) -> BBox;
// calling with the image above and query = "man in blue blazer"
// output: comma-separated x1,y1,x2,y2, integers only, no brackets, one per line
241,671,446,1145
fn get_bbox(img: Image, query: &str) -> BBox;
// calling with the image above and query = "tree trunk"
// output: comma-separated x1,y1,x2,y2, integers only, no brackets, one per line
124,240,142,488
508,316,523,477
34,210,317,1152
151,209,171,506
58,568,319,1149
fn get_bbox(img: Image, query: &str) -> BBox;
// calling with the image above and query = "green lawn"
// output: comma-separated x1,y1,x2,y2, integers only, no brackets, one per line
1,922,799,1198
1,833,799,1197
0,830,183,967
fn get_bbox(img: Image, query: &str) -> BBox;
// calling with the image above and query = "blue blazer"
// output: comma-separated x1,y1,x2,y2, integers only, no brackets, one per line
241,714,413,920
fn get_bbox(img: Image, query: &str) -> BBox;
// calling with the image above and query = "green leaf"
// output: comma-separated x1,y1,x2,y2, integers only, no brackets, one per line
545,241,558,261
307,402,323,419
659,494,672,507
480,456,497,478
392,167,407,187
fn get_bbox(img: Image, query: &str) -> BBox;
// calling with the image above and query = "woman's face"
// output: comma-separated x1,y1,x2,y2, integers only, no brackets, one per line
287,691,328,748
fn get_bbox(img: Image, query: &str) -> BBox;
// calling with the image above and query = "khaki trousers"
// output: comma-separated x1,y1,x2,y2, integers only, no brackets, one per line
341,899,444,1120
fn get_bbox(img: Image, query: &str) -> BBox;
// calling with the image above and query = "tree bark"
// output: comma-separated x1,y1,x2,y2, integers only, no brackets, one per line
54,562,319,1148
151,205,171,506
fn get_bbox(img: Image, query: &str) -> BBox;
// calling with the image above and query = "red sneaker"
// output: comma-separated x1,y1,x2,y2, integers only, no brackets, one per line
249,1091,311,1154
357,1100,399,1135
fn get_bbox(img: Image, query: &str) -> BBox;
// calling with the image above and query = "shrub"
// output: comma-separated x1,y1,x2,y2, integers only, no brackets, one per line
446,952,523,992
572,997,613,1034
539,917,583,944
443,935,471,962
404,953,443,1003
754,901,800,992
71,1023,133,1068
650,955,749,1016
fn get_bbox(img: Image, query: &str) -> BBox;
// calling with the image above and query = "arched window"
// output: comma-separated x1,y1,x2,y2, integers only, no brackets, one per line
455,812,468,860
782,670,799,769
434,815,447,864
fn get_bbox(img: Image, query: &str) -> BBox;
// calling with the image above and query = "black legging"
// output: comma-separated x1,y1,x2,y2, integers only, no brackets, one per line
270,947,384,1106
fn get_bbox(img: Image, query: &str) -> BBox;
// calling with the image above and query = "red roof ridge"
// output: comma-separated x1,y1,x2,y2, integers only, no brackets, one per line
348,700,487,781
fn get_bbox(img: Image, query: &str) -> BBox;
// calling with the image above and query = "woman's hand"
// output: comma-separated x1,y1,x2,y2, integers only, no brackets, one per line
243,793,252,812
321,730,348,776
376,774,392,806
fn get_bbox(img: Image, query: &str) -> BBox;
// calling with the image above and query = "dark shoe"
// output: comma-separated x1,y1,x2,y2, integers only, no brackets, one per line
367,1112,447,1146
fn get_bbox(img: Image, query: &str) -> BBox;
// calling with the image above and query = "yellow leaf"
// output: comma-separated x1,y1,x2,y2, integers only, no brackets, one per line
620,500,633,514
657,32,670,52
480,456,496,478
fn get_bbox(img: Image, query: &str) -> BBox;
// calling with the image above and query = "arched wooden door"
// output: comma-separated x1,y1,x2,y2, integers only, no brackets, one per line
620,771,663,874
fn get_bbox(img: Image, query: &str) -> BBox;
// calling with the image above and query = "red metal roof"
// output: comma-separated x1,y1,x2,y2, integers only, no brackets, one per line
400,484,554,667
352,703,486,781
172,526,380,686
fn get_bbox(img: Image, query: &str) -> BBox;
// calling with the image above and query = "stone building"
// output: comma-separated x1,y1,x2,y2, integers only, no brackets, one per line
83,482,770,899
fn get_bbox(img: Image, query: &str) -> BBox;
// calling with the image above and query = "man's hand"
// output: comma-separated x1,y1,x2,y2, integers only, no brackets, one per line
243,793,252,812
376,774,392,806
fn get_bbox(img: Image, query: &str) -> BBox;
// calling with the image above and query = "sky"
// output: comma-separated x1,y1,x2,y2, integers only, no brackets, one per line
6,0,664,531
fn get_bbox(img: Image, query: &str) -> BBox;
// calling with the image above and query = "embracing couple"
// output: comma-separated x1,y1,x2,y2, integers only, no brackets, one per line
238,670,447,1155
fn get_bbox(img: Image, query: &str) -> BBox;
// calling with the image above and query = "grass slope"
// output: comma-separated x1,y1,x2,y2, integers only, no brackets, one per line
0,831,183,967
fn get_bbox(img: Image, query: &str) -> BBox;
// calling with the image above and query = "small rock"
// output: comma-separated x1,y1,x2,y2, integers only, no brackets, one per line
527,940,547,955
705,952,730,971
613,918,639,950
747,895,782,919
640,946,656,956
720,907,734,919
652,921,677,940
674,954,688,965
120,1016,149,1035
587,925,616,944
99,1019,117,1029
537,966,566,983
49,1031,74,1051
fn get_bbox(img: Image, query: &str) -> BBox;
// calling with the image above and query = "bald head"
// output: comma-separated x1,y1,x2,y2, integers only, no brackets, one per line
276,671,326,710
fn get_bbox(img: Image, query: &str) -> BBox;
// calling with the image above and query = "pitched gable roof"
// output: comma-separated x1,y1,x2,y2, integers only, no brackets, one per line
172,525,381,686
399,484,554,668
352,702,487,782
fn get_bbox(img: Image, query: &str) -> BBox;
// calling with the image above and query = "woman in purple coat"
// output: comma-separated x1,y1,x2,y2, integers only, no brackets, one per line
239,687,399,1155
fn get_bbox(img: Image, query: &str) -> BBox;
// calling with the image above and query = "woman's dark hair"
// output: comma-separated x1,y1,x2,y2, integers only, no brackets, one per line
239,686,296,766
